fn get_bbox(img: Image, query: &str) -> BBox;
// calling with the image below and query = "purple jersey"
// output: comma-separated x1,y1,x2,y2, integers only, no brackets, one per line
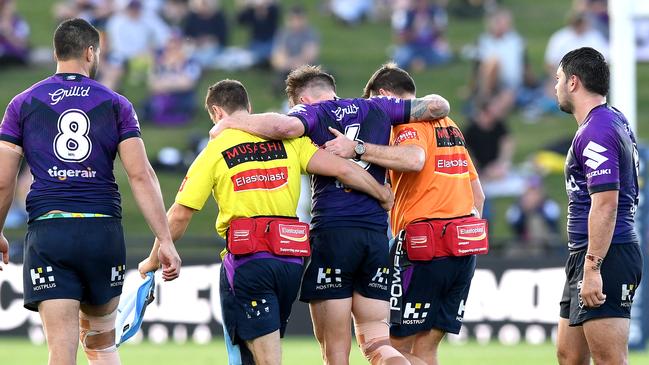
564,105,639,250
0,73,141,221
288,96,410,230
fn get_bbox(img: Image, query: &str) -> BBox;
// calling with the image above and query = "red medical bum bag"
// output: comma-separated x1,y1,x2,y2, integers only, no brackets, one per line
227,216,311,257
404,216,489,261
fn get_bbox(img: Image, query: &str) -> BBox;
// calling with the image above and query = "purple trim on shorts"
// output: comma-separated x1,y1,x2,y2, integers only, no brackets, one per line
222,252,303,288
402,266,414,294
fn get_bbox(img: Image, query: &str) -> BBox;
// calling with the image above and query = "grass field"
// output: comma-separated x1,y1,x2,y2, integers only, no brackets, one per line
0,337,647,365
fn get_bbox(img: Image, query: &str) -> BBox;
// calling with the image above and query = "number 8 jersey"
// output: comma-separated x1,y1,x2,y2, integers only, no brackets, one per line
0,73,141,221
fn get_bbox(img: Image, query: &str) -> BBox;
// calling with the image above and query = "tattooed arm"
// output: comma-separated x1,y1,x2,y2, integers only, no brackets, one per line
409,94,450,122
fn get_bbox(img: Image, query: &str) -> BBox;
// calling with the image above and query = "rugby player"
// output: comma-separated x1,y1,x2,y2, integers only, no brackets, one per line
324,63,485,365
138,79,394,365
0,18,180,365
214,65,450,365
555,47,643,365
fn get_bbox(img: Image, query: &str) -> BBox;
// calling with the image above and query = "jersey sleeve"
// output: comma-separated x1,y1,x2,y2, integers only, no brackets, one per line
292,136,319,174
369,96,411,126
116,94,141,141
391,124,428,158
287,103,320,137
0,95,24,146
467,153,478,181
575,128,620,194
175,141,219,210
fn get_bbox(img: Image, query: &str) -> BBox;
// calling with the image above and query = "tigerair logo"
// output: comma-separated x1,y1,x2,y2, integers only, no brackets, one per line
111,265,125,287
231,167,288,192
30,266,56,291
48,165,97,181
316,267,342,290
369,267,389,290
393,128,419,145
583,141,609,169
403,302,430,324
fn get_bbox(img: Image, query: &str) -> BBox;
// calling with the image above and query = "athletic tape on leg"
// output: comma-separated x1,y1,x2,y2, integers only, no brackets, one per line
80,309,120,364
355,321,403,363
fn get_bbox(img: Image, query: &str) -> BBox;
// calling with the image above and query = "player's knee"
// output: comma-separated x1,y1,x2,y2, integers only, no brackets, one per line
589,347,627,365
79,310,120,363
556,346,588,365
356,321,406,364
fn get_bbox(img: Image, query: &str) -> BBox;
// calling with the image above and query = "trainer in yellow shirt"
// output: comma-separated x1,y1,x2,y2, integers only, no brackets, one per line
138,79,392,365
176,129,317,238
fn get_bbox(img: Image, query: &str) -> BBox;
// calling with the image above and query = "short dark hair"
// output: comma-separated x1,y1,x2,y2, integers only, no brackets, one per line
285,65,336,106
53,18,100,61
363,62,416,98
205,79,250,115
559,47,609,96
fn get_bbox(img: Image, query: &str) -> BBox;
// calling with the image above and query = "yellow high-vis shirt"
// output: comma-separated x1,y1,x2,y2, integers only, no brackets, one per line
175,128,318,238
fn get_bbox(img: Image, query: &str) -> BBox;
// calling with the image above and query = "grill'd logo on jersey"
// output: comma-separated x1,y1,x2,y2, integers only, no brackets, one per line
49,86,90,105
331,104,359,121
436,126,466,147
393,128,419,145
231,167,288,191
435,154,469,175
222,141,287,168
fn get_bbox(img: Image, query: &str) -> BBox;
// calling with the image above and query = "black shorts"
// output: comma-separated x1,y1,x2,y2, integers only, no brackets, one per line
390,255,476,337
23,218,126,311
300,227,390,302
560,243,643,326
220,254,303,343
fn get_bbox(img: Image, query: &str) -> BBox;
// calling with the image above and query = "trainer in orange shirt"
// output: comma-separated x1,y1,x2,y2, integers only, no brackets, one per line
324,63,485,365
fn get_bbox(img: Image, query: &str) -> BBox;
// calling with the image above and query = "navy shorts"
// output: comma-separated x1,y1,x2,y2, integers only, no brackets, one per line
23,217,126,311
391,255,476,337
220,254,303,343
300,227,390,302
560,243,643,326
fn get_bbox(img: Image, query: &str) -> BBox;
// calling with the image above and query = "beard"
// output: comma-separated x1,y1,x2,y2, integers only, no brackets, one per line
558,97,574,114
89,57,99,80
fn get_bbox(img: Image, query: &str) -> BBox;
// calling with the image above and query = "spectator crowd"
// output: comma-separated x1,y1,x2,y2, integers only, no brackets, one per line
2,0,647,254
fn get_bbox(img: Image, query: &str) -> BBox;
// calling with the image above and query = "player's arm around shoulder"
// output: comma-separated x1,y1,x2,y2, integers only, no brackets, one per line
305,148,394,210
0,141,22,270
323,125,426,172
213,112,305,140
118,138,181,281
409,94,450,122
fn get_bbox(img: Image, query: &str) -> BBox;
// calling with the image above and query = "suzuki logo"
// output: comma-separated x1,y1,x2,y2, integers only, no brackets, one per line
583,141,608,170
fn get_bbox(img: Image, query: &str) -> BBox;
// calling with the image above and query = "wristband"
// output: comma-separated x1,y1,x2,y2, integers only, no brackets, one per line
585,253,604,271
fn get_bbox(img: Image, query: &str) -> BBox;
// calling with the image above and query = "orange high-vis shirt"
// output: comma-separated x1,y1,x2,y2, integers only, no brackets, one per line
389,117,478,235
